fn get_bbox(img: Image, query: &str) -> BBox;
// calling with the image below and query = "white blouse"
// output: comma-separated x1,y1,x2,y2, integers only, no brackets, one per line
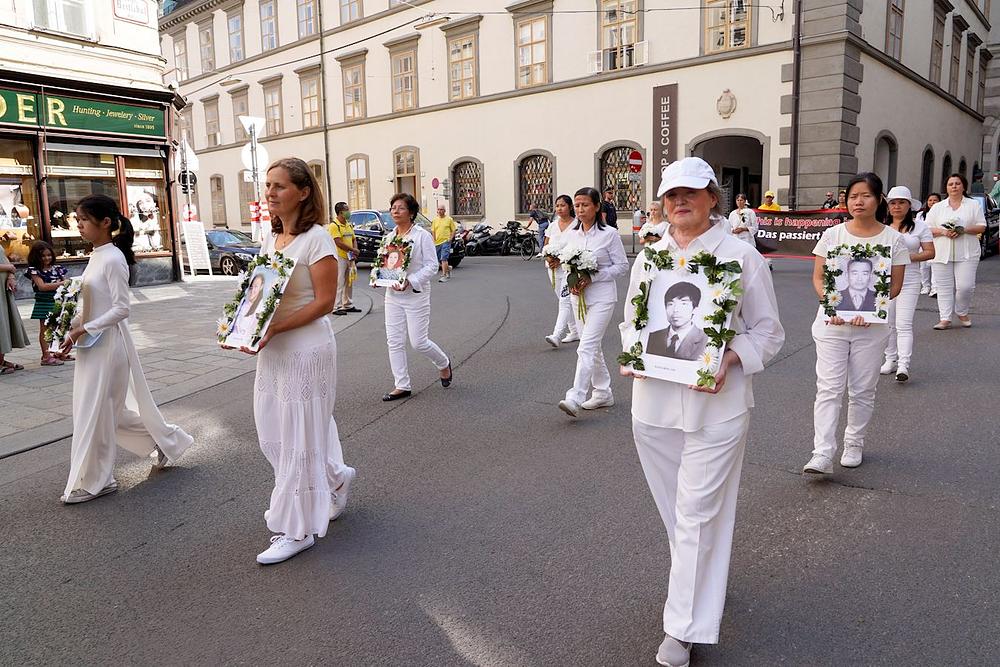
727,207,759,245
385,223,438,301
924,197,987,263
81,244,130,335
622,222,785,431
263,224,337,324
563,222,629,304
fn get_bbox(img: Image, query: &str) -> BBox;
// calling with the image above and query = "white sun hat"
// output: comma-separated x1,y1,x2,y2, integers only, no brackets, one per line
885,185,922,211
657,157,719,197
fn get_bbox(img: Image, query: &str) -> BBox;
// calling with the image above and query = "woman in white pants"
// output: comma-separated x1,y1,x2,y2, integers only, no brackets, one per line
916,193,940,294
803,173,909,476
880,186,935,382
556,187,628,417
381,193,452,401
925,173,986,329
621,158,784,667
543,194,579,348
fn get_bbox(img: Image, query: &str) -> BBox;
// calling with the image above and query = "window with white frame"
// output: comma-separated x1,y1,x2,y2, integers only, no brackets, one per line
231,89,249,142
600,0,638,70
297,0,317,38
340,0,361,24
448,34,478,101
31,0,92,37
228,9,244,62
394,148,418,196
300,73,321,128
260,0,278,51
210,176,227,227
705,0,751,55
517,16,548,88
930,9,945,86
204,99,220,147
391,49,417,112
886,0,904,61
342,61,366,120
173,34,189,81
263,81,283,135
199,22,215,73
347,156,369,210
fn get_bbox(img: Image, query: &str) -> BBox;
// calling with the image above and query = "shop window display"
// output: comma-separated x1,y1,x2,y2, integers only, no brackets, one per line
44,150,118,258
124,156,169,254
0,139,42,264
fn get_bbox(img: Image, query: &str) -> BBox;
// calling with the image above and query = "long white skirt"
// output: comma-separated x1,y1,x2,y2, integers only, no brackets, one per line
255,316,348,540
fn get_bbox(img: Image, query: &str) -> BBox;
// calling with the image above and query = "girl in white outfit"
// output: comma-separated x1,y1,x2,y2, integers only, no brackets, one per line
543,194,580,348
381,193,452,402
925,173,986,329
622,158,784,667
916,193,940,294
803,173,909,475
247,158,355,565
880,186,935,382
61,194,194,504
726,193,759,246
556,187,628,417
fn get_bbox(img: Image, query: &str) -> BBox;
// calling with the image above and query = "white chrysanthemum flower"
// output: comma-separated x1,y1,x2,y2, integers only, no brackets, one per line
828,291,843,307
709,284,732,302
837,246,853,258
875,295,890,311
216,317,231,336
825,256,841,271
674,253,691,273
700,346,721,373
873,256,890,273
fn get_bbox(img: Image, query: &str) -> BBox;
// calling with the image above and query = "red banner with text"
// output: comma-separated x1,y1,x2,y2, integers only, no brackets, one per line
753,209,850,258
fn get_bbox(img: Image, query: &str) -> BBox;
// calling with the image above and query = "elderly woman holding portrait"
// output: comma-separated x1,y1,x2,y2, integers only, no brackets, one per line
620,158,784,667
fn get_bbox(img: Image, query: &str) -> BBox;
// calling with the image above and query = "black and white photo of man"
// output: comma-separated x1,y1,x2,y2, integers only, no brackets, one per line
646,282,710,360
837,257,877,312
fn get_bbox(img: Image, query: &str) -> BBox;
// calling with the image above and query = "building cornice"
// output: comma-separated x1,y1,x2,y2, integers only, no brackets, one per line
383,33,421,50
334,47,369,63
505,0,555,14
439,14,484,34
159,0,230,31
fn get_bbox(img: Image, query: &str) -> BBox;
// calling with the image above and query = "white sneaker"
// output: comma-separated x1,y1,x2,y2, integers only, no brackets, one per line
438,275,450,283
802,454,833,474
61,480,118,504
840,446,863,468
561,333,580,344
330,467,356,521
928,289,937,297
581,396,614,410
919,285,930,295
656,635,692,667
545,335,560,348
879,360,897,375
256,534,315,565
558,399,580,418
151,446,168,469
535,252,544,258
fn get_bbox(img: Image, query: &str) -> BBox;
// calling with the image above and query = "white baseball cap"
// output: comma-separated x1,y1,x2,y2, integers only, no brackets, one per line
885,186,922,211
656,157,718,197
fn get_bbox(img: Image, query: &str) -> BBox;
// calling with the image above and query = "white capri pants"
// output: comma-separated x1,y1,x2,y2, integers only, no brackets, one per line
550,270,578,340
931,257,979,321
884,279,921,369
384,293,450,392
564,298,615,405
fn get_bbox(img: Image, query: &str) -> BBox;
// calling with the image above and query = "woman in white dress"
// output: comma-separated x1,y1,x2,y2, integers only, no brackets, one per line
555,187,628,418
543,194,580,348
916,193,941,295
380,193,452,402
880,186,935,382
247,158,355,565
803,173,909,475
638,201,668,246
621,158,784,667
726,193,759,246
60,194,194,504
925,173,987,329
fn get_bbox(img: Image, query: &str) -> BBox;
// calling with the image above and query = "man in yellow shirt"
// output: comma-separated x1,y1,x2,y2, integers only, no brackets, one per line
327,201,359,315
758,190,781,211
431,204,457,283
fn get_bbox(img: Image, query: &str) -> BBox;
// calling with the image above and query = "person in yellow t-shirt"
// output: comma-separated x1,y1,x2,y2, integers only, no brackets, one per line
431,205,457,282
758,190,781,211
327,202,359,315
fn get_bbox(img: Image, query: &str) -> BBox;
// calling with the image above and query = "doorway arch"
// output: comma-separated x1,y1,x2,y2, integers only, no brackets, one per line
687,130,767,213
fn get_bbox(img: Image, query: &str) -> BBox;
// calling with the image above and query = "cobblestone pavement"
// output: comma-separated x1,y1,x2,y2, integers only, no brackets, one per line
0,278,369,457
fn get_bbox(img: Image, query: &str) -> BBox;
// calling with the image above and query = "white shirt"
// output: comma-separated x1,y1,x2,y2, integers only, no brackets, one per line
894,218,933,281
385,223,438,301
639,220,668,241
924,197,987,263
563,221,629,304
622,222,785,431
262,224,337,321
544,217,576,244
727,207,759,245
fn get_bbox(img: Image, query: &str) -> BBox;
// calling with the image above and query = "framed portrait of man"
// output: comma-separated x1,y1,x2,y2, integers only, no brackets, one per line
822,248,891,324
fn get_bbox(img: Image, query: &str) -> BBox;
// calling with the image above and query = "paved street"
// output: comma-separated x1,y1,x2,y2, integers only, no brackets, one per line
2,255,999,665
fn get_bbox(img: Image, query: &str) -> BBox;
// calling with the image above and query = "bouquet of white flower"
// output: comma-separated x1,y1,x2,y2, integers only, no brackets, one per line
43,277,83,351
941,218,965,234
557,244,599,321
638,221,662,240
541,238,565,288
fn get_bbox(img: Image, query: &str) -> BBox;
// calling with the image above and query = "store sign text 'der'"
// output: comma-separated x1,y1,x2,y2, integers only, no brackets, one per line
0,94,158,126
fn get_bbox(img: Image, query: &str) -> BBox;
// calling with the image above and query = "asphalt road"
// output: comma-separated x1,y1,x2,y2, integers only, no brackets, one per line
2,253,999,666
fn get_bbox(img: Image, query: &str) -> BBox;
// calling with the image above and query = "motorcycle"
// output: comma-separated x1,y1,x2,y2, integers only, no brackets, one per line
465,221,536,258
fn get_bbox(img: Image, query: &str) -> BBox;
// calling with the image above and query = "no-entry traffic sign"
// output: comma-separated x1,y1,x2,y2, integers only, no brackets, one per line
628,150,643,173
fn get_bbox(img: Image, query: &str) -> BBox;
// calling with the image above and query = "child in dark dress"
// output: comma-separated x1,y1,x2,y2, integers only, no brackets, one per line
26,241,69,366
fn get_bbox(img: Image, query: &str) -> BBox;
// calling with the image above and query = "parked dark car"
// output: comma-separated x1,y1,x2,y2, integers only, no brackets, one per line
180,228,261,275
350,209,465,267
969,194,1000,258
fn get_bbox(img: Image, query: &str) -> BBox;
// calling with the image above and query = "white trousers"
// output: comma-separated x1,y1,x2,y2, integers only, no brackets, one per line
920,261,932,290
931,257,979,321
385,294,449,391
811,319,889,459
335,257,353,310
633,412,750,644
564,298,615,404
550,271,578,339
884,279,920,368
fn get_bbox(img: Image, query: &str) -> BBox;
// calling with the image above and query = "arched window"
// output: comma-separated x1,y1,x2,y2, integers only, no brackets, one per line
518,152,554,213
873,133,898,188
346,154,370,210
210,174,227,227
599,145,643,212
919,147,935,200
958,157,968,183
308,160,324,183
941,153,952,190
451,159,483,217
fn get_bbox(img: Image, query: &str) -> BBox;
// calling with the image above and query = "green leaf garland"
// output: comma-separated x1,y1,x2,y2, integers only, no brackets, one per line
820,243,892,319
217,251,295,347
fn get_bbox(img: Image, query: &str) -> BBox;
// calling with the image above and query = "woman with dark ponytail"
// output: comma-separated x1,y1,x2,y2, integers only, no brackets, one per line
58,194,194,504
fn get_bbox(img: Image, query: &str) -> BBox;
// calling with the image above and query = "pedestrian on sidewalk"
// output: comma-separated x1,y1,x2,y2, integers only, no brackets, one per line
0,244,28,375
247,158,355,565
925,173,986,330
556,187,628,418
600,187,619,228
26,241,69,366
803,173,909,476
758,190,781,211
916,193,940,295
327,201,360,315
380,193,453,402
621,158,784,667
543,194,579,348
432,204,457,282
59,194,194,505
528,205,549,256
880,186,935,383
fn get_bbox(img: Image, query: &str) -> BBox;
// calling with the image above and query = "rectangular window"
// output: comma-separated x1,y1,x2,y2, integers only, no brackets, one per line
965,43,976,106
342,62,366,120
44,150,120,258
210,176,227,228
448,34,478,101
228,10,244,62
231,90,249,142
178,107,193,145
199,23,215,73
930,10,945,85
124,156,169,254
705,0,751,55
173,35,189,81
516,16,548,89
32,0,91,37
300,74,321,128
263,82,283,136
391,50,417,112
601,0,639,70
204,99,220,147
260,0,278,52
886,0,904,61
950,30,962,96
340,0,361,24
0,138,43,265
347,157,369,210
979,55,988,114
297,0,317,38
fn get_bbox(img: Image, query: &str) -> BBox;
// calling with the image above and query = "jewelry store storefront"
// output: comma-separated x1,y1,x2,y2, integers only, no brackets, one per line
0,83,179,297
